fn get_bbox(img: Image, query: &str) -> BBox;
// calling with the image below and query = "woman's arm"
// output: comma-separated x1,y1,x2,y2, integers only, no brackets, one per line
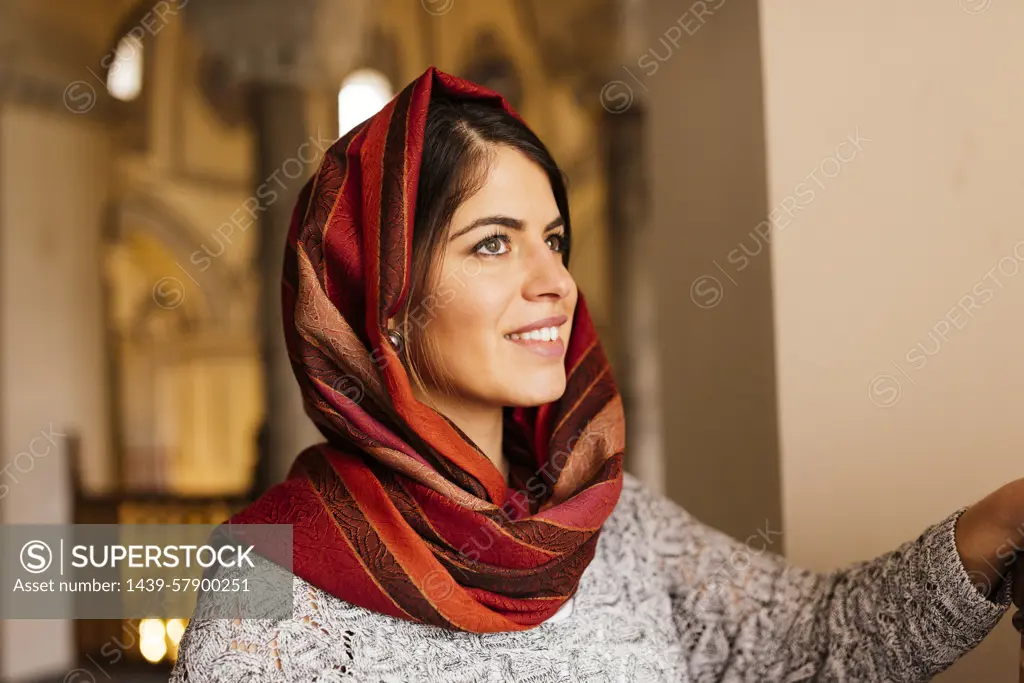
641,489,1013,682
171,599,368,683
170,616,282,683
170,555,362,683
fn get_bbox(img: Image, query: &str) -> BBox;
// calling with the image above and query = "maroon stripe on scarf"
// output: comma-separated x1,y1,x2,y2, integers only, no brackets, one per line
377,80,414,321
300,449,459,629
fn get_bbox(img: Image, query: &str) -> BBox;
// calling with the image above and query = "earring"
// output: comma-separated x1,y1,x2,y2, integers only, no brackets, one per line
387,329,405,354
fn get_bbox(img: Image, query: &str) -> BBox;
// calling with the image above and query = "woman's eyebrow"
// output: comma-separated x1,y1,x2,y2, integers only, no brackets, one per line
449,215,564,241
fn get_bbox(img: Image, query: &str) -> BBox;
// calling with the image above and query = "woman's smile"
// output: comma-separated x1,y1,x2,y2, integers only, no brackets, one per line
503,314,569,358
503,328,566,358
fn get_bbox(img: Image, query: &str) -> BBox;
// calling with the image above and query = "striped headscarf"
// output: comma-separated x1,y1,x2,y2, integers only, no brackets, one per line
231,66,624,632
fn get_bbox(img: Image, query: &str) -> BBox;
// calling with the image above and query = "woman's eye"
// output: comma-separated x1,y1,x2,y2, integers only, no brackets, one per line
477,236,509,256
546,233,567,252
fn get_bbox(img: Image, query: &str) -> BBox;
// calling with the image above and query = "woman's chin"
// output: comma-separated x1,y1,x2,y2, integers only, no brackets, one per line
503,377,567,407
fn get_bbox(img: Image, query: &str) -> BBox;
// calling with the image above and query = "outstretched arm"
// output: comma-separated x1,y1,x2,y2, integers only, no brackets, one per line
640,488,1012,682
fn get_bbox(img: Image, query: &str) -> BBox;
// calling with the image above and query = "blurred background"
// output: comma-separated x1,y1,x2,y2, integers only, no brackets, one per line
0,0,1022,680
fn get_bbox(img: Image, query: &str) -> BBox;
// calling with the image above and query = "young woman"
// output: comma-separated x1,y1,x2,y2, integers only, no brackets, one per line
171,66,1024,682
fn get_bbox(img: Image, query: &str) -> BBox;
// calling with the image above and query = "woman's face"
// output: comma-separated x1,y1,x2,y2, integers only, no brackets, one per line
415,145,577,408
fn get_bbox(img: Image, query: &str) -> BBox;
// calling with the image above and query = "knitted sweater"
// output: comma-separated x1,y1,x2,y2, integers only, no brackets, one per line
170,472,1012,682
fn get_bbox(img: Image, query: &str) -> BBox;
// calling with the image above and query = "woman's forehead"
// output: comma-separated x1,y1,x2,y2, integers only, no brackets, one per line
455,148,557,218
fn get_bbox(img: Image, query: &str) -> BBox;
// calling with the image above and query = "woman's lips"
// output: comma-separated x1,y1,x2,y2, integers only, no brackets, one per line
504,335,565,359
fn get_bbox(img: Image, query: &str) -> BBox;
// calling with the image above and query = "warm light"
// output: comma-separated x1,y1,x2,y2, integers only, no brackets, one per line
338,69,393,136
140,636,167,663
139,618,165,640
139,618,167,663
165,618,187,644
106,35,143,102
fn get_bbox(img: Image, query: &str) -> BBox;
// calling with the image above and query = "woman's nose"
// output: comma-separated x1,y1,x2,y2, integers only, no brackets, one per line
522,244,574,301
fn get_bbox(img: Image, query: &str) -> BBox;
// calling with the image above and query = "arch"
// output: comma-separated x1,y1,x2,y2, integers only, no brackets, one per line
101,191,261,496
104,192,236,322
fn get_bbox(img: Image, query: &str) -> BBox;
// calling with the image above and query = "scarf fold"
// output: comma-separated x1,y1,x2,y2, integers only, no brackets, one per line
230,66,625,633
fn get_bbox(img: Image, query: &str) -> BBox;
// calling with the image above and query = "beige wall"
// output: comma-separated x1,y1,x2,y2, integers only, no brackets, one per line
0,104,111,680
648,0,1020,679
760,3,1024,680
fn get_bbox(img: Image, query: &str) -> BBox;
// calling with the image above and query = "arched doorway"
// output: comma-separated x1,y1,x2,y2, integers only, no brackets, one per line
103,194,261,496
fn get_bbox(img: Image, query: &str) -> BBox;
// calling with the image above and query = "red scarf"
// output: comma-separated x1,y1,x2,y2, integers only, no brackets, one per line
230,66,624,633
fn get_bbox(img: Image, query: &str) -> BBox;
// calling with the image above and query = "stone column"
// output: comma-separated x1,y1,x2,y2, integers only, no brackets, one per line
0,2,122,677
645,0,783,541
603,105,666,494
187,0,369,489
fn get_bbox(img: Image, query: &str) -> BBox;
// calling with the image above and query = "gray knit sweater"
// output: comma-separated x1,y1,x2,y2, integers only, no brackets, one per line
170,472,1012,682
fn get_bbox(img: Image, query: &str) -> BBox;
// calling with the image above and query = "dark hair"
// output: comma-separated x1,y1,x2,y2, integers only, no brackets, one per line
396,94,571,395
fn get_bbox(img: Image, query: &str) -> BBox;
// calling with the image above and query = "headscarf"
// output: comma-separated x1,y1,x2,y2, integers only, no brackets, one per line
230,66,624,633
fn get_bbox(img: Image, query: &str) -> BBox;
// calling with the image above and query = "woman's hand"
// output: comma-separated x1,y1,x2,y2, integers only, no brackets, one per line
953,477,1024,601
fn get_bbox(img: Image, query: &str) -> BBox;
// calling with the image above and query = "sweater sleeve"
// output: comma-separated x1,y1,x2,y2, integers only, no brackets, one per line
169,556,364,683
643,491,1013,682
169,611,364,683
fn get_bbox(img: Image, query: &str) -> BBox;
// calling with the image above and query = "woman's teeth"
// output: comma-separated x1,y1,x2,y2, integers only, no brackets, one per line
505,326,560,342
